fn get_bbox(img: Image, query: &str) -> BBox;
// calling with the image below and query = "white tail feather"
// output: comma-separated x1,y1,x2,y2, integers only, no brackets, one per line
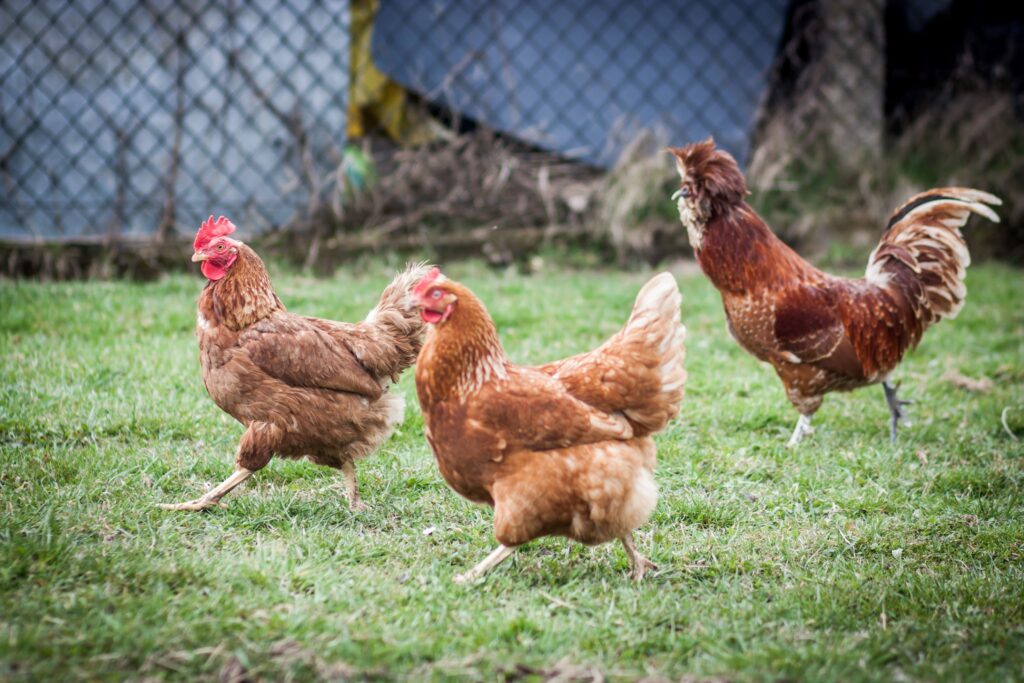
626,272,687,408
867,188,1000,323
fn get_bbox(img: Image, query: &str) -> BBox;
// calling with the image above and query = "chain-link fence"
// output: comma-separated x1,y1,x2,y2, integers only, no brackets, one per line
1,0,349,242
1,0,1021,265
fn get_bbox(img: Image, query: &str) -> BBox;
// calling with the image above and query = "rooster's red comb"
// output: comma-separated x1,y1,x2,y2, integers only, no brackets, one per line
194,215,237,251
412,267,443,298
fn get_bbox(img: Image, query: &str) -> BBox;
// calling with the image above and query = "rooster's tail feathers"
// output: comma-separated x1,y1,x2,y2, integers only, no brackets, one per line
885,188,1001,230
867,188,1000,324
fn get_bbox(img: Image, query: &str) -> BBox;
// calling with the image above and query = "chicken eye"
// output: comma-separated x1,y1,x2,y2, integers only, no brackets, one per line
217,243,225,251
431,289,442,300
680,186,691,198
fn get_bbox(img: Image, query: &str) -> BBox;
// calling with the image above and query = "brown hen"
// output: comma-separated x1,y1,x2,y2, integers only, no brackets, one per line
667,139,1001,445
413,269,686,582
159,216,429,511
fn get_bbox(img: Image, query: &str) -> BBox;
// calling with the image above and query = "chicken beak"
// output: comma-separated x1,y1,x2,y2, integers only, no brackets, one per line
671,188,683,202
191,251,208,262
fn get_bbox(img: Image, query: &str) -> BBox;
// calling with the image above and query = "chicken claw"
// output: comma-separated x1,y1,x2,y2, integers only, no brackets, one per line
883,380,913,444
786,414,815,448
454,544,516,584
157,467,252,512
341,460,368,512
621,534,657,582
157,498,227,512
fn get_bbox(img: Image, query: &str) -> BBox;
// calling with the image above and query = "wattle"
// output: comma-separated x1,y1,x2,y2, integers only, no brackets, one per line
421,308,444,324
201,260,229,280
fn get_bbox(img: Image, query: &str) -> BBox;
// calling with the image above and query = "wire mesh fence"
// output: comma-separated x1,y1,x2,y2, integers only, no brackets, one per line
1,0,1021,265
1,0,349,242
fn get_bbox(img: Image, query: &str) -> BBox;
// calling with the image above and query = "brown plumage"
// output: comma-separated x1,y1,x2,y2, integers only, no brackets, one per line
667,139,1002,445
159,216,430,511
413,268,686,581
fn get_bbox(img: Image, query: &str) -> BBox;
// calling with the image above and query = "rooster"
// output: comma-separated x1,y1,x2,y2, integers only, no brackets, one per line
667,139,1001,445
413,268,686,582
159,216,429,511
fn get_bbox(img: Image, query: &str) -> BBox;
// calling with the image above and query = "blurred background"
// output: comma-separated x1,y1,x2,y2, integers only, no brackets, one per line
1,0,1021,278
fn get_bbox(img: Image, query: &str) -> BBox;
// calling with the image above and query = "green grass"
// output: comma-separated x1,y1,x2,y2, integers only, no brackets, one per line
1,259,1022,682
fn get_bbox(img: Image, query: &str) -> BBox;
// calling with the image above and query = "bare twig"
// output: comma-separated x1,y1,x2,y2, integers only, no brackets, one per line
538,590,577,611
340,130,601,252
321,222,588,255
1002,407,1018,441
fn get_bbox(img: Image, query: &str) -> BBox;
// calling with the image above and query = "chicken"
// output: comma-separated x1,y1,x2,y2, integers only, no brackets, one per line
667,139,1001,445
413,268,686,582
159,216,429,511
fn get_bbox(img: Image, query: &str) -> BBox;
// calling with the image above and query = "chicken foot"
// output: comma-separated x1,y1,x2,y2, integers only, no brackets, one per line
786,414,815,448
158,467,253,511
621,533,657,582
341,460,367,511
453,544,516,584
882,380,913,443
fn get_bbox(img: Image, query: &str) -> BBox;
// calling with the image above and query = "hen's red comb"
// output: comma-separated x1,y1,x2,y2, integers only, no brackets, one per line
193,215,237,251
412,267,443,298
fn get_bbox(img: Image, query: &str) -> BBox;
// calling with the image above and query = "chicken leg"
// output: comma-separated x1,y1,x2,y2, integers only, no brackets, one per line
453,544,516,584
158,467,253,511
787,414,815,448
621,533,657,582
883,380,912,443
341,460,366,511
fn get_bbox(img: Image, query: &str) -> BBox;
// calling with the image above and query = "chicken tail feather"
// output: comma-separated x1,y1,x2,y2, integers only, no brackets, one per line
369,261,434,323
541,273,686,437
356,261,433,377
620,272,688,433
866,188,1000,327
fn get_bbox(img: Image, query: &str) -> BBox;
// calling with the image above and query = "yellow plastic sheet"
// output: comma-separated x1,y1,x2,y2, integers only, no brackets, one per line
347,0,440,145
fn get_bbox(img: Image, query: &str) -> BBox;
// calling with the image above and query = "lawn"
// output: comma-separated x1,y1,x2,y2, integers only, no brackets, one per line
1,258,1022,681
